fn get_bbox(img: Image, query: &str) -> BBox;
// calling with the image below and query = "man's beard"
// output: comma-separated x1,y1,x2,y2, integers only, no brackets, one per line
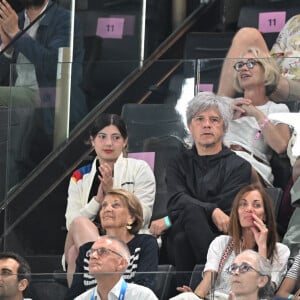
19,0,46,8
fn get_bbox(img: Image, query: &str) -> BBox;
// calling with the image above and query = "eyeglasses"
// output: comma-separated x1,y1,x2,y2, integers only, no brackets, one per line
0,270,17,278
86,247,123,259
233,59,261,72
226,262,261,275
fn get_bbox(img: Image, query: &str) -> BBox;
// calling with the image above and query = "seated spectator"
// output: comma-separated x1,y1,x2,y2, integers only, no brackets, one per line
65,189,159,300
170,250,273,300
218,15,300,103
0,0,87,188
174,184,289,299
276,249,300,299
223,47,291,186
64,113,156,285
158,92,252,285
74,235,158,300
227,250,273,300
0,251,31,300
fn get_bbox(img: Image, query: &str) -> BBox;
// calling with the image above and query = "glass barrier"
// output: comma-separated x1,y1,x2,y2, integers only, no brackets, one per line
4,61,90,189
0,0,221,196
0,0,181,202
1,59,147,199
0,53,298,298
14,269,285,300
0,0,219,200
0,2,299,299
0,0,74,201
0,0,219,255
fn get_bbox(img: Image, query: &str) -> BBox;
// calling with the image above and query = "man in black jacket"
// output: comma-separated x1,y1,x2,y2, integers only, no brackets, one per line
165,92,252,285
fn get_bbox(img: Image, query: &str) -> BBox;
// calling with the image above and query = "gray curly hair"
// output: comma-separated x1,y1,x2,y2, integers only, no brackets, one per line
186,92,233,132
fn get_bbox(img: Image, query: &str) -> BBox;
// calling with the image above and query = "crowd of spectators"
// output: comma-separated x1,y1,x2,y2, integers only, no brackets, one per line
61,10,300,299
0,1,300,299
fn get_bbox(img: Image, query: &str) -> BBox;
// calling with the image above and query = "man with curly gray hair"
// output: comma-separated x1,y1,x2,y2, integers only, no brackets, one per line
164,92,252,286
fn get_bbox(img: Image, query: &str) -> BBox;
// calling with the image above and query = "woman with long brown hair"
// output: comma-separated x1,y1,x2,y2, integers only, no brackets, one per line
175,184,289,299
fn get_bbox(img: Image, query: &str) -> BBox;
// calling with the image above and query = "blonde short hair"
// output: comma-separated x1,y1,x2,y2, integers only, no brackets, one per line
233,47,280,96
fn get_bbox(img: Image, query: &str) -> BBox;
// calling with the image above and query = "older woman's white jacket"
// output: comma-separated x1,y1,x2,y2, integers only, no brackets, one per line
65,153,156,230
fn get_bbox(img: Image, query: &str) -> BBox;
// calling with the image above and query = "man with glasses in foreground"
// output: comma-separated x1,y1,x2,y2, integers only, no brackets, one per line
0,251,31,300
74,235,158,300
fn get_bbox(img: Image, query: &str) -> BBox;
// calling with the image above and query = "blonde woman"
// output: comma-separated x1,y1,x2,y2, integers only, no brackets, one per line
223,47,291,186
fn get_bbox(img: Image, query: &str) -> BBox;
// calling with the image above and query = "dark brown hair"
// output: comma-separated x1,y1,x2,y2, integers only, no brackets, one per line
228,184,278,262
89,114,128,140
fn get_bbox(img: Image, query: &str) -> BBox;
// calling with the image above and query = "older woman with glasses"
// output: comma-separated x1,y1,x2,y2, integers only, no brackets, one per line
228,250,273,300
173,184,289,300
223,47,291,187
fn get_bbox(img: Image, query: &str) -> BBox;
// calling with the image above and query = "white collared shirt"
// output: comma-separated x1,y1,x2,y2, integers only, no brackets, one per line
74,278,158,300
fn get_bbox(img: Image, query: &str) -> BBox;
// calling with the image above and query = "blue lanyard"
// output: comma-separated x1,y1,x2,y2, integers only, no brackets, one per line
118,280,127,300
90,280,127,300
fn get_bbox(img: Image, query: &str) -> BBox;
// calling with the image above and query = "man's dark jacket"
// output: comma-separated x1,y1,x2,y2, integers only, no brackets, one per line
167,145,252,221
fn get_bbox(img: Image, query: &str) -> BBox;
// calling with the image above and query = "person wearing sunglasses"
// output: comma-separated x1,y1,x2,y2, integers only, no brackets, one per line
227,250,273,300
223,47,291,187
65,189,159,300
218,15,300,104
74,235,158,300
173,184,289,300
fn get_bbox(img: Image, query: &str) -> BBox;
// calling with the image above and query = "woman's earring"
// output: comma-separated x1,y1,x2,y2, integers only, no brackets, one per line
126,223,132,230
